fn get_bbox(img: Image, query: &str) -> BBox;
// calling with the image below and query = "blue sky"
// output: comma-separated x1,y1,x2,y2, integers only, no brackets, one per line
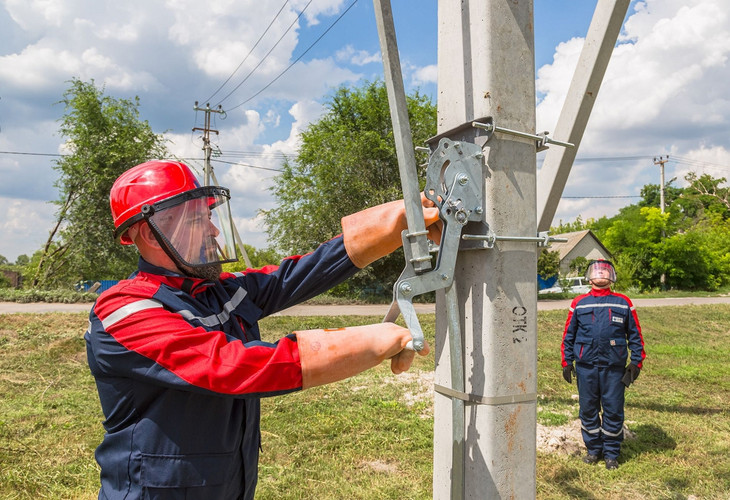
1,0,729,262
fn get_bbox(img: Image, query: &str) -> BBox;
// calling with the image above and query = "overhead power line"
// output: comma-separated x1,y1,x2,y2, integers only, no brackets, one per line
562,195,641,199
214,0,315,107
226,0,359,112
201,0,291,105
221,150,289,159
0,150,64,157
212,158,284,172
572,155,652,162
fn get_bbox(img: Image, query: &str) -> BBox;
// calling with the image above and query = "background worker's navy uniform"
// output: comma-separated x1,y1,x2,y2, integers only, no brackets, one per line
561,287,645,460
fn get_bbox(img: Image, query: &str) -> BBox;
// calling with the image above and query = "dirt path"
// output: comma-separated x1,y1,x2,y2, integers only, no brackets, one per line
1,296,729,315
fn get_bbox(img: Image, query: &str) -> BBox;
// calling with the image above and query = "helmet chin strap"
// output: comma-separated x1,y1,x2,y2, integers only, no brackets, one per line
143,220,193,274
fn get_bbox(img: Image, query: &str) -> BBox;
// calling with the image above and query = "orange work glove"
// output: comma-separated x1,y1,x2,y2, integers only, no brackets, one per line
296,323,430,389
341,195,442,269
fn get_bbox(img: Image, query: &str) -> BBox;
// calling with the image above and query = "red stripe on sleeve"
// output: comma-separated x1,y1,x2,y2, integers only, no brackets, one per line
98,295,303,395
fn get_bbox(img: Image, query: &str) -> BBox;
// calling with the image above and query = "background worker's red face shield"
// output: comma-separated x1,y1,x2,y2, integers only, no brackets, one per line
585,260,617,283
143,186,238,268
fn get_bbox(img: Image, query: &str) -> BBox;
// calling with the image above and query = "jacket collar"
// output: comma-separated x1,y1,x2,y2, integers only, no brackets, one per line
137,257,216,295
590,287,612,297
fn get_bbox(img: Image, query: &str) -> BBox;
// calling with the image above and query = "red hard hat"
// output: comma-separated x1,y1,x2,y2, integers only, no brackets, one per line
110,160,201,244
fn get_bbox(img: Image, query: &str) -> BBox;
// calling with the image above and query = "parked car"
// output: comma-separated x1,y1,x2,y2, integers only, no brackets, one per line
538,276,591,295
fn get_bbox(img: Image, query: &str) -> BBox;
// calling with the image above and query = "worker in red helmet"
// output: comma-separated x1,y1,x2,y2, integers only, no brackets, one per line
85,160,442,500
560,259,646,470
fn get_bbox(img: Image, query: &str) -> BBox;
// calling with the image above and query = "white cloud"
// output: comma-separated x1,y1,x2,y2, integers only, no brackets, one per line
536,0,730,225
410,64,437,87
0,197,56,261
336,45,380,66
2,0,729,260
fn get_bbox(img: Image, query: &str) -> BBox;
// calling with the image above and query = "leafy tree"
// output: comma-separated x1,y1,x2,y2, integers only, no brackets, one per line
569,256,588,276
222,244,282,272
537,249,560,280
32,79,167,288
0,255,7,265
550,215,593,234
653,214,730,290
590,174,730,291
676,173,730,220
639,178,682,209
14,254,29,266
262,80,437,295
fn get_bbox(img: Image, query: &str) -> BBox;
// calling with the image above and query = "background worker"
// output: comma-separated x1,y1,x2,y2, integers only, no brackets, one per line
560,259,646,470
85,160,441,499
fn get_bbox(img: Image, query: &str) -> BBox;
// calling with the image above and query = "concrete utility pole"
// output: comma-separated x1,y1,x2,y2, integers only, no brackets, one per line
193,102,252,267
434,1,537,498
654,155,669,213
654,154,669,288
193,102,224,186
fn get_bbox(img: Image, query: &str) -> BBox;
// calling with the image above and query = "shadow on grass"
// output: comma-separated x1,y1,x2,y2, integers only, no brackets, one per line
538,395,579,406
550,468,600,500
622,424,676,461
628,400,727,416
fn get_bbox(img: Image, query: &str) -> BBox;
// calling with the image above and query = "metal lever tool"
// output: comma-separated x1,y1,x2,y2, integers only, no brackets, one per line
384,138,484,350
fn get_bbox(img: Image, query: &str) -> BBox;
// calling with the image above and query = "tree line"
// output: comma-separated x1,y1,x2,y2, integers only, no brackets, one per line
543,173,730,291
4,79,728,296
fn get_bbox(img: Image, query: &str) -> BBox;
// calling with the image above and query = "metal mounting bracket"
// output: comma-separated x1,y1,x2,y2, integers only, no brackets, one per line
384,138,484,351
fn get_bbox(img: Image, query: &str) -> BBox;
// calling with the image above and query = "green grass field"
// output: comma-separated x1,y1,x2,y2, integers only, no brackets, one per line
0,305,728,499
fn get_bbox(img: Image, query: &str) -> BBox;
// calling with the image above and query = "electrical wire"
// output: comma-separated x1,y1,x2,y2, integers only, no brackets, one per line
214,0,315,108
221,150,289,159
562,195,641,199
212,158,284,172
0,150,64,157
200,0,291,105
226,0,359,112
667,156,730,176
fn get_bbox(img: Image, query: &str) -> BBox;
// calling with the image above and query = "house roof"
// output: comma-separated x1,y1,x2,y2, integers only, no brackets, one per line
548,229,612,261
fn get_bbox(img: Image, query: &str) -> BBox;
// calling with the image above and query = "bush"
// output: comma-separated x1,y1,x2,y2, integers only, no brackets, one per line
0,288,98,303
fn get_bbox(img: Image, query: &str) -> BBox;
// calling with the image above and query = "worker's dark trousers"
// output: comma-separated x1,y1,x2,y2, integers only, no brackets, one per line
575,363,625,460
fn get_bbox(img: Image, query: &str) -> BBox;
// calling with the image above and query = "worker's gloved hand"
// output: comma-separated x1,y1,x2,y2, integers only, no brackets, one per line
621,363,641,387
296,323,430,389
562,364,575,384
341,194,442,268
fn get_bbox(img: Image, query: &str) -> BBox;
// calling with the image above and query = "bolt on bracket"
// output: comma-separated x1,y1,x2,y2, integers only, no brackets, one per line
461,230,568,248
472,118,575,151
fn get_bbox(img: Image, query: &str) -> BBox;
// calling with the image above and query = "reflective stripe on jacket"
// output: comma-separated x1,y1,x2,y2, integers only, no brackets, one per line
85,235,358,500
561,287,645,368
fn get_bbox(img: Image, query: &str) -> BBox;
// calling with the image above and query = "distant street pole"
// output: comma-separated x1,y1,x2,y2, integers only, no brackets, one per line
654,154,669,288
434,1,537,497
193,102,252,267
654,155,669,213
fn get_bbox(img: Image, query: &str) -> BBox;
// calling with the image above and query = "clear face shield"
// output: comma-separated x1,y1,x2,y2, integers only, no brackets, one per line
585,260,617,283
143,186,238,268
